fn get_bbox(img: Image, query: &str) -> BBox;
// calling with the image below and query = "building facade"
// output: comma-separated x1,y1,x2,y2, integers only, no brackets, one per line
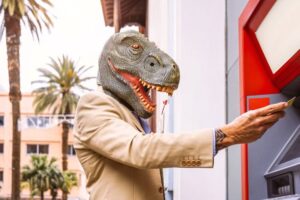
0,92,88,199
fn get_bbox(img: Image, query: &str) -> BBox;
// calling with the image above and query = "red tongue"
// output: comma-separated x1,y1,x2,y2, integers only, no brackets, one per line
120,71,140,85
122,72,155,107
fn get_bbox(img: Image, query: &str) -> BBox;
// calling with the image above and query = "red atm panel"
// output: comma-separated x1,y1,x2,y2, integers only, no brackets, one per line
239,0,300,199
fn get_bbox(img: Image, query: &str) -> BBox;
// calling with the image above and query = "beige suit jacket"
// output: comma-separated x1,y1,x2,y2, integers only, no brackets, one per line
73,87,214,200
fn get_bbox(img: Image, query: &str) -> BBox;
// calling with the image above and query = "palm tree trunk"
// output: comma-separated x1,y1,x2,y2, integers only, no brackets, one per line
41,191,44,200
62,121,69,200
4,10,22,200
51,188,58,200
62,121,69,171
62,103,70,200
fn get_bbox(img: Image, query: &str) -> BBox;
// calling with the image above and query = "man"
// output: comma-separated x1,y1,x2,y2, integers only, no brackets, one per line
73,31,287,199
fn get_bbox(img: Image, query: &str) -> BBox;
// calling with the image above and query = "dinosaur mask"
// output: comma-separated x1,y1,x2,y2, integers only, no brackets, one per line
97,31,180,118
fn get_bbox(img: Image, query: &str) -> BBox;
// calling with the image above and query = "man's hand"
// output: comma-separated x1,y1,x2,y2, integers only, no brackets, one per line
217,102,288,150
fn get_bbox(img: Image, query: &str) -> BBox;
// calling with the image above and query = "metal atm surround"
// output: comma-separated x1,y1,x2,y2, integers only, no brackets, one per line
263,76,300,199
265,124,300,199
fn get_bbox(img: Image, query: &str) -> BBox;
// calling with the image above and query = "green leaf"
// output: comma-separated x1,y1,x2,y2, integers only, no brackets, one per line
17,0,54,38
17,0,25,16
3,0,9,8
41,0,53,7
8,0,16,16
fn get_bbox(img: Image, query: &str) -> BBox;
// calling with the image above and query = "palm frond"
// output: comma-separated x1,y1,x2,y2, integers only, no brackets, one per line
48,57,63,77
1,0,54,39
8,0,16,16
76,84,93,92
26,6,42,31
2,0,9,8
31,79,49,85
37,67,60,81
33,93,58,113
23,12,39,39
77,65,94,76
33,56,93,115
78,76,96,82
17,0,25,16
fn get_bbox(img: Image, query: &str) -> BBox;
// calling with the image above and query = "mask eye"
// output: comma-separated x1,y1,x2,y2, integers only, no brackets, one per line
131,43,140,49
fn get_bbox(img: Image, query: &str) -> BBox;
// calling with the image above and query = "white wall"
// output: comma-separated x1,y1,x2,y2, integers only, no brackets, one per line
148,0,226,199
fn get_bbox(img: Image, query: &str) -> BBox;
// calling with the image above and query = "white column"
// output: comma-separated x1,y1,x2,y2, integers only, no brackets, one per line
148,0,226,199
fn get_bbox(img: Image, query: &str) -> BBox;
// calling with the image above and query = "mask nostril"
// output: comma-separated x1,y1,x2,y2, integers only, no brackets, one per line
150,62,155,67
172,64,176,69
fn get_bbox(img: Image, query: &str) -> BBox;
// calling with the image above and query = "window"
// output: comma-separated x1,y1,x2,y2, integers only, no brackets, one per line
0,116,4,126
0,171,3,182
67,145,76,156
27,144,49,154
39,145,49,154
0,143,3,153
27,116,50,128
27,145,37,154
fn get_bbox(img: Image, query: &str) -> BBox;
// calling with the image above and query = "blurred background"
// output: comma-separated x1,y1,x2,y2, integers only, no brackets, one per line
3,0,296,200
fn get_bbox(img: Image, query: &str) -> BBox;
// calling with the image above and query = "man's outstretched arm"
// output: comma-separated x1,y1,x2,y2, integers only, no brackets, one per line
75,91,287,169
215,102,287,151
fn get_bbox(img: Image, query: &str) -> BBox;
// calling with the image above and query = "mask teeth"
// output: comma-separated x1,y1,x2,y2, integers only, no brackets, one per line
132,82,155,113
143,99,155,112
138,79,174,95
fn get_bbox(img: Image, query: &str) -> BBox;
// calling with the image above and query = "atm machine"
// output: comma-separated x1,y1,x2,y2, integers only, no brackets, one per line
239,0,300,199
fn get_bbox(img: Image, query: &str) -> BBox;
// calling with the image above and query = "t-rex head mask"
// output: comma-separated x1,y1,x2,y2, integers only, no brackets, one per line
97,31,180,118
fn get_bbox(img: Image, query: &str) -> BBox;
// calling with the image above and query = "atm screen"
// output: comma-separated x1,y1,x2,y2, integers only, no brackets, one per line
255,0,300,74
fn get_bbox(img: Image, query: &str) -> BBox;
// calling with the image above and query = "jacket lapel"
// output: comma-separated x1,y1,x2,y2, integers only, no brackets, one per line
97,86,145,133
127,112,145,133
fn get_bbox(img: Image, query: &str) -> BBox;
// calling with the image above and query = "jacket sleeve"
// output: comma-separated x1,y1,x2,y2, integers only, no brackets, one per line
74,92,214,169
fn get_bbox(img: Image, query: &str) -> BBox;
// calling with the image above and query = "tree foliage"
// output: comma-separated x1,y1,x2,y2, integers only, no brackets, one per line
32,56,93,199
21,155,78,199
32,55,94,115
0,0,53,39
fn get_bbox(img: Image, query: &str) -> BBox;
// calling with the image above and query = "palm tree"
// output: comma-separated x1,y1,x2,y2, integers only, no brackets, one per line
22,155,78,200
60,171,78,197
22,155,61,200
32,55,93,199
48,164,66,200
0,1,53,199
